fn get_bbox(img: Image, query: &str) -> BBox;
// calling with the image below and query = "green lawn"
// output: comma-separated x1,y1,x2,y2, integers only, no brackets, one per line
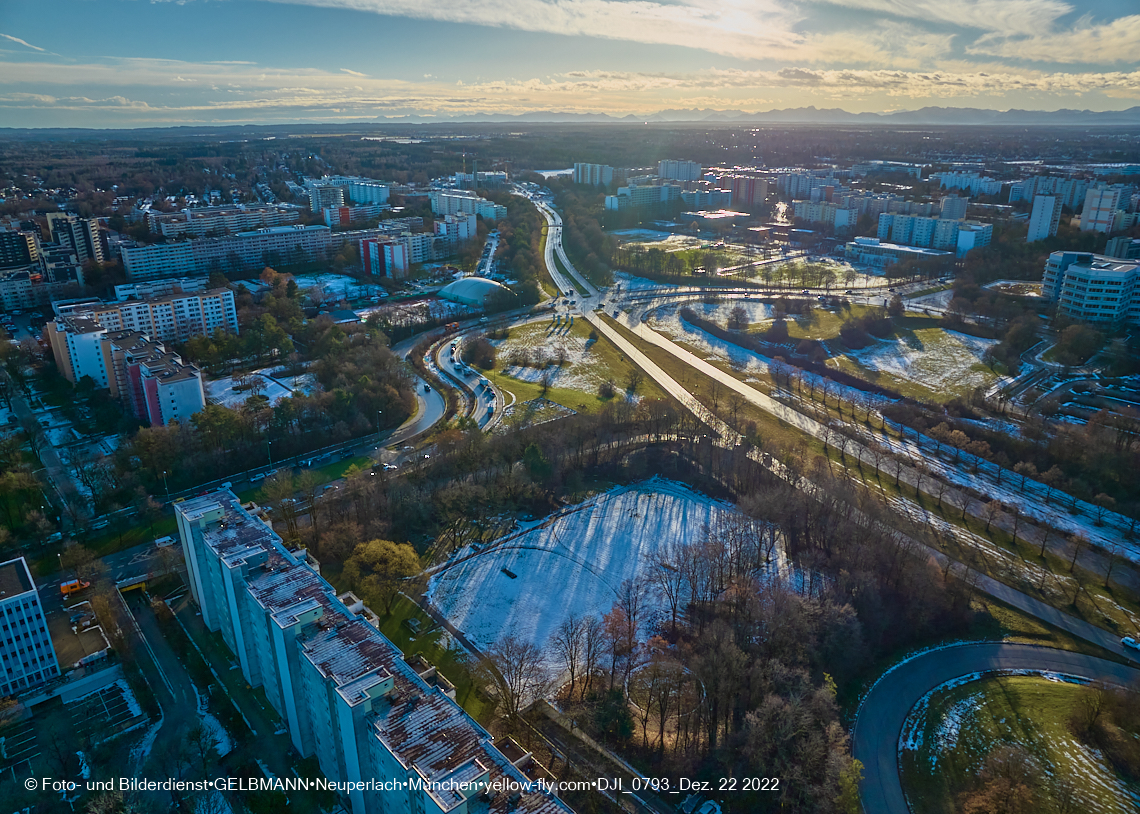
373,594,492,723
900,674,1140,814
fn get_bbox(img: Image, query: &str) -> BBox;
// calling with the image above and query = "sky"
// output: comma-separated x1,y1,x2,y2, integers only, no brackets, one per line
1,0,1138,127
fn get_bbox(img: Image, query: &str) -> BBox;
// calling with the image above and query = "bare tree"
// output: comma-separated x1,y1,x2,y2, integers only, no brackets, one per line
1068,533,1088,573
983,500,1004,533
650,544,689,636
580,615,604,701
481,635,551,724
548,614,586,702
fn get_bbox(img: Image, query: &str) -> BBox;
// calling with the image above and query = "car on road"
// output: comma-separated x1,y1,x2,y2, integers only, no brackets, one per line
479,316,488,323
383,463,398,471
1123,636,1140,651
423,383,431,393
60,579,91,597
155,535,176,548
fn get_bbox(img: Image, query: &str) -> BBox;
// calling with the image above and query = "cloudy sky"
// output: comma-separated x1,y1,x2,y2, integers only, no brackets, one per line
1,0,1138,127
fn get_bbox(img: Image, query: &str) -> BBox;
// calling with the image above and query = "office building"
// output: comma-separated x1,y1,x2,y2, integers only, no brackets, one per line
1026,195,1062,242
939,195,969,220
0,230,40,268
573,163,614,186
308,186,346,212
0,557,60,698
657,159,701,182
429,191,507,221
175,490,571,814
46,213,105,265
844,236,953,269
1080,187,1124,233
148,205,302,238
1042,251,1140,324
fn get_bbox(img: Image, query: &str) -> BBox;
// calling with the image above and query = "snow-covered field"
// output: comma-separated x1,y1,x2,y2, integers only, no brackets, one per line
291,272,385,300
496,322,608,394
206,373,293,408
839,328,998,395
426,479,741,654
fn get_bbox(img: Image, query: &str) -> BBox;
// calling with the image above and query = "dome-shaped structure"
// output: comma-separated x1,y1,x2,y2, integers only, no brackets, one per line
438,277,511,307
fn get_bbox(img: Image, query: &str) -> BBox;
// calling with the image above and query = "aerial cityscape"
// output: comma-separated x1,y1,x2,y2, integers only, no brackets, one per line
1,2,1140,814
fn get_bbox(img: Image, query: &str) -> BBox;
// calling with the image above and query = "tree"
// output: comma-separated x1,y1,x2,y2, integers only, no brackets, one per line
1093,493,1116,526
342,539,420,612
1067,533,1088,573
727,304,748,331
549,614,586,702
480,634,551,724
983,500,1004,533
625,367,644,396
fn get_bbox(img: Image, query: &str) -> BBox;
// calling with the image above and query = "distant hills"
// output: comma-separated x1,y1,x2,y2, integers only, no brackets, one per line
373,105,1140,126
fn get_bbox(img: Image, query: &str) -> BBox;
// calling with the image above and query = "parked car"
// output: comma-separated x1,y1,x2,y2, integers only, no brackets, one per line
1123,636,1140,651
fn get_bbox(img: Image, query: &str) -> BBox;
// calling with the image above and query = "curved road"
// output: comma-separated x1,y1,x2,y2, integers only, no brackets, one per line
853,642,1140,814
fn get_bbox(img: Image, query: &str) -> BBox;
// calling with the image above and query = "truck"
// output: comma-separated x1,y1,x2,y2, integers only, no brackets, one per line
60,579,91,597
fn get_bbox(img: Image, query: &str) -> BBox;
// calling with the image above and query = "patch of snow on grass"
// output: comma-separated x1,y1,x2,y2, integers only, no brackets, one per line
842,329,997,392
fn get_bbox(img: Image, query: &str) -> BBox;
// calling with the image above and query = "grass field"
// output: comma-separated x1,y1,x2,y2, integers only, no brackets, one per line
484,319,667,412
900,674,1140,814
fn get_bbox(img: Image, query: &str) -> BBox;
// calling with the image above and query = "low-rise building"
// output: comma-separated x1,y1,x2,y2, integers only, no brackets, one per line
844,236,953,268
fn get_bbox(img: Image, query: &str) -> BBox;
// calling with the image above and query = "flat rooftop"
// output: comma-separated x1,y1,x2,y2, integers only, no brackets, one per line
0,557,34,598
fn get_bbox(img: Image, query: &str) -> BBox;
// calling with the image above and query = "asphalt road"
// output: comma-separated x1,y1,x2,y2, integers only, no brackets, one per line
853,642,1140,814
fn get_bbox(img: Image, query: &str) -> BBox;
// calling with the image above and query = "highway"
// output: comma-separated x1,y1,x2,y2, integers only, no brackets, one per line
853,642,1140,814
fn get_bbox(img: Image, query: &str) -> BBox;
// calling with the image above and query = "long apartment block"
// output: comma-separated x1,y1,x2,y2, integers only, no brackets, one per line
176,491,571,814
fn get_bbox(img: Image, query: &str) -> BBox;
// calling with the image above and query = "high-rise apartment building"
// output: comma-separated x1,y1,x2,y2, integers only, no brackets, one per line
0,557,60,698
939,195,969,220
429,191,507,220
0,230,40,268
1080,187,1123,233
52,288,238,344
175,491,571,814
1026,195,1062,242
46,213,105,265
573,163,615,186
307,185,346,212
122,225,332,279
657,159,701,182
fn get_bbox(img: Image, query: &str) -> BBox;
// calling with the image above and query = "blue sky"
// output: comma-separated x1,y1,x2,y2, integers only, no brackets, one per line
1,0,1138,127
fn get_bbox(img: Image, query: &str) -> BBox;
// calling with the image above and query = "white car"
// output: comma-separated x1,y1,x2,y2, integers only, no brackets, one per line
1122,636,1140,651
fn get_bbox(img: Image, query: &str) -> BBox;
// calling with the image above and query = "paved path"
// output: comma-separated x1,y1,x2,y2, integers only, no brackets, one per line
853,642,1140,814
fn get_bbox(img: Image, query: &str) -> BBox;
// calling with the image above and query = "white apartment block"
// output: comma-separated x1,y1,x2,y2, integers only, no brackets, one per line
939,195,969,220
361,238,410,278
55,288,238,343
1043,251,1140,324
955,221,993,256
114,277,211,301
323,205,389,227
308,185,346,212
0,557,60,698
1026,195,1062,242
148,205,302,238
658,159,701,182
434,213,477,244
175,491,571,814
122,225,332,279
932,172,1003,197
1080,187,1124,232
792,201,856,231
877,213,991,255
573,163,614,186
306,177,391,206
429,191,507,221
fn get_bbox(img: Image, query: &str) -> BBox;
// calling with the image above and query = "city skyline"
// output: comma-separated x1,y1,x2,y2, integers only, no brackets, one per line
1,0,1139,127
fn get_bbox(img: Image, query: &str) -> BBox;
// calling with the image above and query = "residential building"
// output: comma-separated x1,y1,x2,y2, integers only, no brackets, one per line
939,195,969,220
46,213,105,265
175,490,571,814
50,287,238,344
113,277,211,301
45,318,207,424
719,175,769,207
323,205,388,228
658,159,701,182
1026,195,1062,242
956,221,993,256
0,557,60,698
681,189,733,211
307,185,346,212
1080,186,1123,232
433,213,477,244
429,191,507,221
148,205,302,238
1104,236,1140,260
360,237,409,278
844,236,953,268
604,183,682,211
453,171,508,190
792,201,856,232
932,172,1003,197
122,225,332,279
0,268,39,312
1042,251,1140,324
1010,176,1089,209
573,163,614,186
0,230,40,268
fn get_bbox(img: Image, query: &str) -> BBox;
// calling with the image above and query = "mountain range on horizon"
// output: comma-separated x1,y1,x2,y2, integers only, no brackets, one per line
371,105,1140,126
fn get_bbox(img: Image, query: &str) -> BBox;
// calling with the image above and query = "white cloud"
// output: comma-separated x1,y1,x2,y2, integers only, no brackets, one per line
0,32,46,51
969,14,1140,64
340,67,368,76
815,0,1073,36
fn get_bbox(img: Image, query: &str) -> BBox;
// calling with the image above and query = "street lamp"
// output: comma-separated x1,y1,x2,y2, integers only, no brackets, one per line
267,439,273,468
376,410,383,446
162,470,170,500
